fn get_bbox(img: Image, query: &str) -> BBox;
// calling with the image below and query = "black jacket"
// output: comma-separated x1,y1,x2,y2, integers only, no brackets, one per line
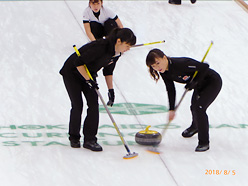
60,38,120,78
160,57,218,110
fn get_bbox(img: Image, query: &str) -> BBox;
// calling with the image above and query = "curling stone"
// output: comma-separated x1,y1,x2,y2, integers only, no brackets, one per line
135,125,162,146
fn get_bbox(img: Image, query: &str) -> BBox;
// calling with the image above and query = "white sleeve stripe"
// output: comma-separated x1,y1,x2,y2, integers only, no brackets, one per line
188,66,196,68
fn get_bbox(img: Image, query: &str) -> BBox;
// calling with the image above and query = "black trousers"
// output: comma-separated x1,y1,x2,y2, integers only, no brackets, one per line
63,73,99,142
190,72,222,145
90,18,118,39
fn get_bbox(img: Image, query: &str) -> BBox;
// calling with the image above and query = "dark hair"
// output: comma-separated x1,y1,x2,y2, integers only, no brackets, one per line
89,0,102,3
146,48,166,82
107,27,136,46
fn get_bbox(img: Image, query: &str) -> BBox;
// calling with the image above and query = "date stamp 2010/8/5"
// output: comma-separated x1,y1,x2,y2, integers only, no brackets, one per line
205,170,236,175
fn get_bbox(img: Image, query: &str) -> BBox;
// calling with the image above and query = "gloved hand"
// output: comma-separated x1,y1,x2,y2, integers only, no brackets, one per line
86,79,99,90
185,80,198,90
107,89,115,106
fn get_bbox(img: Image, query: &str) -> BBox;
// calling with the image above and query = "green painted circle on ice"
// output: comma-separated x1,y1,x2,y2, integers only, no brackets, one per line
99,103,168,115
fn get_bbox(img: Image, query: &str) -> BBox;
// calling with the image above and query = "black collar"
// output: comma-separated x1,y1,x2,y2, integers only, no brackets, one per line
93,11,100,19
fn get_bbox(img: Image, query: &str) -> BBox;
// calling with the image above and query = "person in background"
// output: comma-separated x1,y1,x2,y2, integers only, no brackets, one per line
83,0,123,41
83,0,124,106
169,0,196,5
145,48,222,152
59,28,136,151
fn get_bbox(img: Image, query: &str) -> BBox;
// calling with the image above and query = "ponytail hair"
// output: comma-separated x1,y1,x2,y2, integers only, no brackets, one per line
146,48,166,82
107,27,136,46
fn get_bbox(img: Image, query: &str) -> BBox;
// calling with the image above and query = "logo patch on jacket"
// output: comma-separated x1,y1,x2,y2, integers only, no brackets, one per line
182,76,190,81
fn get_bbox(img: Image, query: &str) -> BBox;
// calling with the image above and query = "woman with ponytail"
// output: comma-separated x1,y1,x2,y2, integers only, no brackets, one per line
146,48,222,152
60,28,136,151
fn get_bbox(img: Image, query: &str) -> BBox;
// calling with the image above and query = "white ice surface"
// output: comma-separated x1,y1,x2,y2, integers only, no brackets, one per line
0,1,248,186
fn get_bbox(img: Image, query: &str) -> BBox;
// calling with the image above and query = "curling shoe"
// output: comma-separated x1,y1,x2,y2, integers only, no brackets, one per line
190,0,197,3
70,140,81,148
168,0,181,5
83,141,103,151
182,127,198,138
195,144,209,152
